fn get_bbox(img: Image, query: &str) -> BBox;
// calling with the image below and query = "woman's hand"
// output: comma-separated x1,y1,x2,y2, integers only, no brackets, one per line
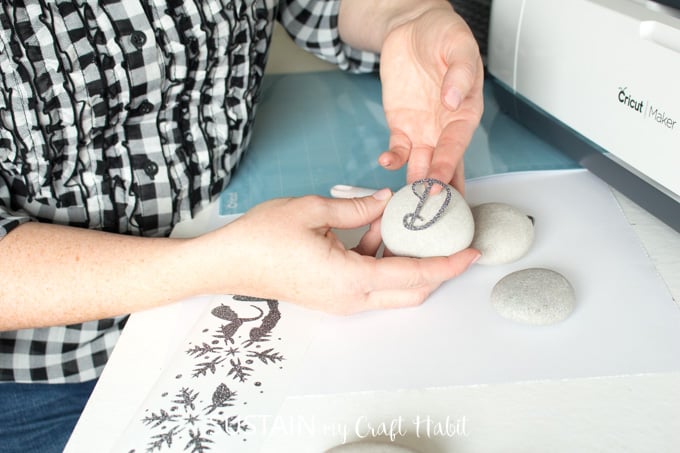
378,5,484,194
198,190,480,314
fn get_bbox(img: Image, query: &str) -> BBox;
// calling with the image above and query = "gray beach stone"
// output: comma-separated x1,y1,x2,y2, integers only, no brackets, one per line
381,179,474,258
491,268,575,325
470,202,534,265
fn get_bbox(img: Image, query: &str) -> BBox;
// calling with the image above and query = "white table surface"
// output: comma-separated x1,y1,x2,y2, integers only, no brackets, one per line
66,25,680,453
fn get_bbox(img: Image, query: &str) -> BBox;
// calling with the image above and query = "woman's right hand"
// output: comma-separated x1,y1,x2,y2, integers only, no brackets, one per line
194,190,480,315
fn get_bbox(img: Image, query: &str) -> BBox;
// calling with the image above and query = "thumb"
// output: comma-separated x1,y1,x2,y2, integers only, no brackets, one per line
323,188,392,230
441,48,481,111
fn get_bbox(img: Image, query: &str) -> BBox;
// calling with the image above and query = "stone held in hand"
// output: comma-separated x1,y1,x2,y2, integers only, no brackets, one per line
381,178,474,258
470,202,535,265
491,268,576,325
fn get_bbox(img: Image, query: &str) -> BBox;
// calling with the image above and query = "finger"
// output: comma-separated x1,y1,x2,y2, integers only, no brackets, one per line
382,246,396,258
363,283,441,311
379,129,411,171
405,145,435,184
452,160,465,195
371,247,480,291
427,119,469,188
315,188,392,230
441,43,482,111
352,217,383,257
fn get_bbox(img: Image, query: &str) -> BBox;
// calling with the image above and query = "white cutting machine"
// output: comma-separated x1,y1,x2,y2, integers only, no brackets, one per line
487,0,680,231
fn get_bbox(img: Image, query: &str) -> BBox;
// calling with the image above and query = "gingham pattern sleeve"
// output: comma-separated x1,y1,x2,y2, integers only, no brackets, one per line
0,0,277,383
0,185,32,241
0,16,35,240
277,0,380,73
0,317,129,383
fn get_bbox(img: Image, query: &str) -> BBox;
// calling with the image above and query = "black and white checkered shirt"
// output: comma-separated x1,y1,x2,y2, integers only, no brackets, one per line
0,0,378,383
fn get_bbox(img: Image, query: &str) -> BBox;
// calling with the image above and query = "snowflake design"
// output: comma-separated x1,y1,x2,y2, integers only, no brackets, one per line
186,343,223,358
211,415,249,435
135,297,285,450
173,388,199,412
192,356,226,378
227,358,253,383
146,425,182,452
142,410,181,428
247,348,285,365
184,429,213,453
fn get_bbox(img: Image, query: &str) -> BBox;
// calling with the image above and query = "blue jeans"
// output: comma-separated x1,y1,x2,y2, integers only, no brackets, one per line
0,380,97,453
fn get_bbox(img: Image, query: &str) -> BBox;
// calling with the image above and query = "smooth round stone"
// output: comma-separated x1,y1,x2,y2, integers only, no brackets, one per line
381,179,474,258
470,202,534,265
326,441,419,453
491,268,575,325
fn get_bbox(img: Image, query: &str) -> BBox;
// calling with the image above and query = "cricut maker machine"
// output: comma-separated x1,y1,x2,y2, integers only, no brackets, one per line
484,0,680,232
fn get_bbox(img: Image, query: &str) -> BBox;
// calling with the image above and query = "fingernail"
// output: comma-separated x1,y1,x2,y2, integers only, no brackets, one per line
378,154,392,168
471,251,482,265
444,88,462,111
372,188,392,201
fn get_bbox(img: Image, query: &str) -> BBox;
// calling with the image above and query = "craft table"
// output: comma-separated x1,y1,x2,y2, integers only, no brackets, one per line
65,25,680,453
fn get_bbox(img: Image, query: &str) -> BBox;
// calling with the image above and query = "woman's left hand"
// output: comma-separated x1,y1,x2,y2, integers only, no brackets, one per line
378,5,484,194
